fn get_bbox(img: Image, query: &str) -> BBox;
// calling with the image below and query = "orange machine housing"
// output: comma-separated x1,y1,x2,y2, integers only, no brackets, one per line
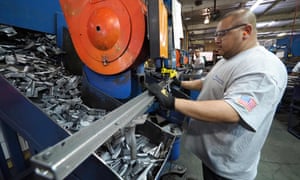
176,49,189,67
59,0,147,75
158,0,168,59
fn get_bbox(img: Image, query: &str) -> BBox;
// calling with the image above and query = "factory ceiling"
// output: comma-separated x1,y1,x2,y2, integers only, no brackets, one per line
179,0,300,46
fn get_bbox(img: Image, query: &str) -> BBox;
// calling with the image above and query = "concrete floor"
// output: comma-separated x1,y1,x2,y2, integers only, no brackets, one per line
162,112,300,180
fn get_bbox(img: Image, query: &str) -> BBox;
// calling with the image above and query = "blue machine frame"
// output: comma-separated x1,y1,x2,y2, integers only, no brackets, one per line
0,0,66,47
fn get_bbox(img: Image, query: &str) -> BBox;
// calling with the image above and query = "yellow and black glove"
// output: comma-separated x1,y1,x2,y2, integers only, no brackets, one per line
147,83,175,109
171,78,181,87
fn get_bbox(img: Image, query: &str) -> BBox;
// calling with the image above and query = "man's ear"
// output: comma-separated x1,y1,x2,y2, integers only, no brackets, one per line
242,24,252,39
245,24,252,34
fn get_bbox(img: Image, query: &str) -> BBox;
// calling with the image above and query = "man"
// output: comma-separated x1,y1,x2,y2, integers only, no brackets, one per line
193,48,205,70
191,48,206,76
148,8,287,180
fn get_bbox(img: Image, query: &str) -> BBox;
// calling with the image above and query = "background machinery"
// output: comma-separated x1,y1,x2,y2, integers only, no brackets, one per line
0,0,190,179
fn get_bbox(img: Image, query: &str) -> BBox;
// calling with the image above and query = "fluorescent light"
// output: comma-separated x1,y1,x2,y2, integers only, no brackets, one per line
250,0,263,12
268,21,275,27
277,32,287,37
204,15,210,24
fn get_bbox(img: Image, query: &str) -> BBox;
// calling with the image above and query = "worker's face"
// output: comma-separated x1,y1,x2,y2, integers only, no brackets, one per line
214,18,246,59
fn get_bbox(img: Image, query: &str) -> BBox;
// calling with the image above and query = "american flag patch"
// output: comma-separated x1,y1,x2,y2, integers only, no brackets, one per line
237,95,257,112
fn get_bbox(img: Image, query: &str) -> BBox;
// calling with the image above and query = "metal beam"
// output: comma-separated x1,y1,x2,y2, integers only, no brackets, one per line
181,0,248,12
187,12,298,31
258,25,300,33
189,25,300,43
259,0,283,16
187,22,218,31
31,91,154,179
257,13,299,22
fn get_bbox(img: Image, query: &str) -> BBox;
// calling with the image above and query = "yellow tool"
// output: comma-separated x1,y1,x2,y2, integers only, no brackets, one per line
161,67,177,79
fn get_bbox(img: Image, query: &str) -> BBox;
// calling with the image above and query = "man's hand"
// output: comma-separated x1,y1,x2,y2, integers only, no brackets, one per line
147,83,175,109
171,78,181,87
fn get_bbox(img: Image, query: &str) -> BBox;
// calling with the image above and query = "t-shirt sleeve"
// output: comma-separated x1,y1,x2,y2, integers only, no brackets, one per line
224,73,281,132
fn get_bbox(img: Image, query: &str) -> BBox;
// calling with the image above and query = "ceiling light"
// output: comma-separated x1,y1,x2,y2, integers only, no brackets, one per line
267,21,275,27
204,15,210,24
277,32,287,37
250,0,263,12
185,17,191,20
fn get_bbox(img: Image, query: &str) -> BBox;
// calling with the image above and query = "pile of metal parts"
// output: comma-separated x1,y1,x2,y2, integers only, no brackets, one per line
0,25,172,179
97,130,168,179
0,25,106,132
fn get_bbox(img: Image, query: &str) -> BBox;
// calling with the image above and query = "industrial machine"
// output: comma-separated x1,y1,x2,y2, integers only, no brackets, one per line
0,0,190,179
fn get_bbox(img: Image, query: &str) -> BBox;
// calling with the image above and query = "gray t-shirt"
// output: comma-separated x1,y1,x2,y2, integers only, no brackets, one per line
184,46,287,180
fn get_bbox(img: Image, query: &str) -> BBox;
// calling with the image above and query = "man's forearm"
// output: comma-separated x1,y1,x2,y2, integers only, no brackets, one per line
181,79,203,91
175,98,240,123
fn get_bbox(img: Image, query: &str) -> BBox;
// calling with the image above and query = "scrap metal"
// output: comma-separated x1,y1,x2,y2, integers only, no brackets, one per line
0,26,105,133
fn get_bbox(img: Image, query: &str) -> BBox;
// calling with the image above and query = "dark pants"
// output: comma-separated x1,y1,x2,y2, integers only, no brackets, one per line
202,163,229,180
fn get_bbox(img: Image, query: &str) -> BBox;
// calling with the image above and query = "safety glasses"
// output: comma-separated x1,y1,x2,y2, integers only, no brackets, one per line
214,24,247,38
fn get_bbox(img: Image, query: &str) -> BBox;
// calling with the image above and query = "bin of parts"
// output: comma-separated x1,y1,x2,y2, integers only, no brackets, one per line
96,119,176,180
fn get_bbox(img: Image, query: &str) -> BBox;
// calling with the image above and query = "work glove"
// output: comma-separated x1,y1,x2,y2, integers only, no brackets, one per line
147,83,175,109
171,78,181,87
